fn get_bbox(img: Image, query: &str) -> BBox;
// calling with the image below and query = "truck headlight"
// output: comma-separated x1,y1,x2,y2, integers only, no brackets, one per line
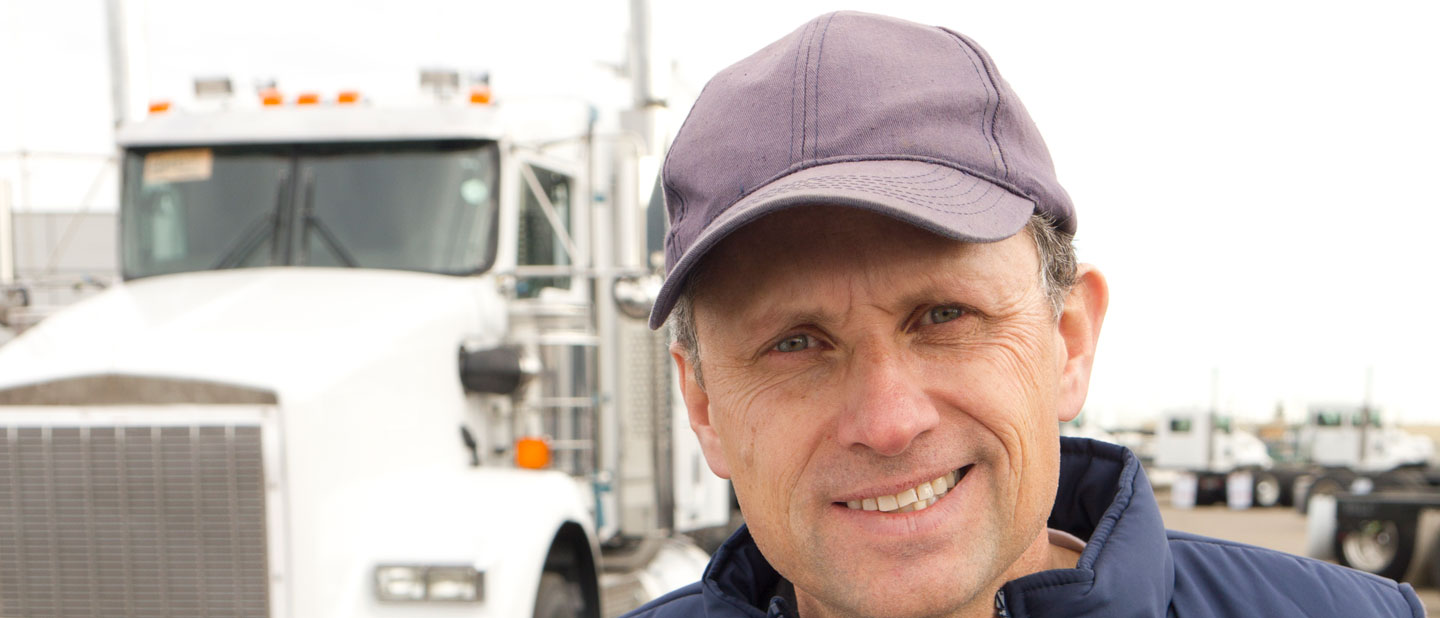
374,564,483,602
426,566,483,601
375,566,427,601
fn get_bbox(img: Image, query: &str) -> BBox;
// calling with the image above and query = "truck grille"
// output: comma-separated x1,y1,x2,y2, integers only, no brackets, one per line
0,425,270,617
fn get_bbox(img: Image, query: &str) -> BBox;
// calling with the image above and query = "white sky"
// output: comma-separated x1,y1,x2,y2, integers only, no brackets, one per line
1,0,1438,426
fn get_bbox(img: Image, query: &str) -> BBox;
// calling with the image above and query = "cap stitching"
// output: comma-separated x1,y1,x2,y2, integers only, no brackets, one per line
716,154,1037,213
800,25,812,163
944,31,1007,179
789,19,815,164
800,20,818,165
727,166,956,217
663,186,688,263
962,33,1012,181
754,171,987,197
745,174,999,215
836,166,958,187
659,70,723,231
811,12,838,162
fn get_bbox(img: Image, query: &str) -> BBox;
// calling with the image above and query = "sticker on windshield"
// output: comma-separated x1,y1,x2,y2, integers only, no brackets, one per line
143,148,214,184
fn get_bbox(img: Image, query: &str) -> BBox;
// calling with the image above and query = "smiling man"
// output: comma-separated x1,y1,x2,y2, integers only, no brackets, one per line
628,11,1423,618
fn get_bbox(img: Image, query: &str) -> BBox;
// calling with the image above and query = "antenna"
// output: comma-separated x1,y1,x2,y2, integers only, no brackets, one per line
104,0,129,129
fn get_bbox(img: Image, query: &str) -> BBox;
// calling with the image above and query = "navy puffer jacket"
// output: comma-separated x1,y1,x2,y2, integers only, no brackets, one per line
626,438,1424,617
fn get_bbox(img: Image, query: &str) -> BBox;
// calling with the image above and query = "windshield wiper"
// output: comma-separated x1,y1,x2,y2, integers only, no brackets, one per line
297,169,359,268
213,170,289,269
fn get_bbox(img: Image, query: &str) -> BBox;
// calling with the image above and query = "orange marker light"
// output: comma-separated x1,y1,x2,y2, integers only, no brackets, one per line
515,437,550,469
337,90,361,104
469,86,492,105
260,88,284,106
148,100,171,114
296,92,321,105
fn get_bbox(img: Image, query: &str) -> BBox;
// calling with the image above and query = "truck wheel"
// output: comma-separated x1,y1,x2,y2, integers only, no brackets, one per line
1273,469,1301,507
1195,473,1227,506
1253,472,1282,508
1337,517,1416,581
534,572,584,618
1292,474,1315,513
1428,530,1440,586
1300,475,1348,515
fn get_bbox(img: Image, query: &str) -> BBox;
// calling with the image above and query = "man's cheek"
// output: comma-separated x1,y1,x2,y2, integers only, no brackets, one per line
712,407,760,474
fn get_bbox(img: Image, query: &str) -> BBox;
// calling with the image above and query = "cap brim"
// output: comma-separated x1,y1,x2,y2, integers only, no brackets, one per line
648,159,1036,329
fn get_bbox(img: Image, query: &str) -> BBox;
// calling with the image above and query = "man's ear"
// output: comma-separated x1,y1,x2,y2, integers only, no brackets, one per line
1056,265,1109,423
672,342,731,479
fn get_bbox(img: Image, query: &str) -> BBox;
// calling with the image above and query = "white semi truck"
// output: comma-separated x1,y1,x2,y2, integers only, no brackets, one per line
1291,404,1434,513
1295,406,1440,585
1153,410,1275,509
0,80,732,617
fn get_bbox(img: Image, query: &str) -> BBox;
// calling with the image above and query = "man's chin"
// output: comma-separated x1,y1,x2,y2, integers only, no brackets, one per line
789,541,999,618
795,567,993,618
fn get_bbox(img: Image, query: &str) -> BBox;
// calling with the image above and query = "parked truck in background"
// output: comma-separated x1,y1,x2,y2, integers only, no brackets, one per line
1288,405,1440,588
1153,409,1275,508
0,74,733,618
1291,404,1434,514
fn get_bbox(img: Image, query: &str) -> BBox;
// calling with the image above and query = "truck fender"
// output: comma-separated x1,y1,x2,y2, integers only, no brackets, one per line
311,466,598,617
447,468,600,617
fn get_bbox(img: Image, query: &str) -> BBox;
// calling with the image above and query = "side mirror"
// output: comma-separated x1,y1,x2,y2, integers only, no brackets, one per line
458,344,539,395
612,274,661,321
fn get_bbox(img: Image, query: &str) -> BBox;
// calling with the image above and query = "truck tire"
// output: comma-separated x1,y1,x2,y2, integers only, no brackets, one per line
1300,474,1350,515
1270,468,1302,507
1195,473,1227,506
1291,474,1315,513
1253,471,1282,508
1429,529,1440,587
534,572,584,618
1336,516,1417,582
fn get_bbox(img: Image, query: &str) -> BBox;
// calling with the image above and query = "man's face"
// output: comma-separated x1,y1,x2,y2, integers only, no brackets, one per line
677,207,1101,618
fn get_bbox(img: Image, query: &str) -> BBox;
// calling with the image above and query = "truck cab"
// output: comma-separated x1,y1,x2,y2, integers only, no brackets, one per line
1154,409,1276,508
1301,405,1433,474
0,89,731,617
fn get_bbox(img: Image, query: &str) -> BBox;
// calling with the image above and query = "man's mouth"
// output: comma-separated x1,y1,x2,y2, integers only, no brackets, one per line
840,465,973,513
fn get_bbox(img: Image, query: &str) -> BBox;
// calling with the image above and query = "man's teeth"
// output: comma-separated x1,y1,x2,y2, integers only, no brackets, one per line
844,469,961,513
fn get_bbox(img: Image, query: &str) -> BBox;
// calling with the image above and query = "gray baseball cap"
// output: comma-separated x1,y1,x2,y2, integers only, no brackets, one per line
649,11,1074,329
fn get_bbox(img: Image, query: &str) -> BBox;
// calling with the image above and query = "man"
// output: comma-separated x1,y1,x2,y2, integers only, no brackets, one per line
630,11,1423,618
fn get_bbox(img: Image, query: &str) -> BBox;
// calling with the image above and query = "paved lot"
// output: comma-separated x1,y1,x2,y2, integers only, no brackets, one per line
1158,501,1440,613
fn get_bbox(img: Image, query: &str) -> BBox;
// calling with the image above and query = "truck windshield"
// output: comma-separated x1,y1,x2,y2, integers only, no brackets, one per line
120,141,500,279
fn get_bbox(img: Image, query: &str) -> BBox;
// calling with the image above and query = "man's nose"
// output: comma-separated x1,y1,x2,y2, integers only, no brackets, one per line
834,348,939,456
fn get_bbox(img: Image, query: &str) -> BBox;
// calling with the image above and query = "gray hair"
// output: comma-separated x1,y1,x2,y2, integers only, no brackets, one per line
670,213,1077,388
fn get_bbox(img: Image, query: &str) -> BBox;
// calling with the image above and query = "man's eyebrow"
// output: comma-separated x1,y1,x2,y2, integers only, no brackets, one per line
736,306,833,333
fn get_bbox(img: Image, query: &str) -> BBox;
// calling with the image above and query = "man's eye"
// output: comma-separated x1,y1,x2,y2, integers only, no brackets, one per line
774,334,813,353
926,306,964,324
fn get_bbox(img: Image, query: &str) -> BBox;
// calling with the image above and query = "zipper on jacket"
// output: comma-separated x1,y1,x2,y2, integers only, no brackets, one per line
768,596,798,618
995,589,1010,617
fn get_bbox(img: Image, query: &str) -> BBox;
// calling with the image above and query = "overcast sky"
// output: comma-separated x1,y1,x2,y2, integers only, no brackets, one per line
2,1,1438,426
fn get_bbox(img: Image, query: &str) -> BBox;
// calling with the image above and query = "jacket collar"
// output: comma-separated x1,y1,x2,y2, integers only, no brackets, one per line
700,525,786,617
698,437,1174,617
998,437,1174,617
